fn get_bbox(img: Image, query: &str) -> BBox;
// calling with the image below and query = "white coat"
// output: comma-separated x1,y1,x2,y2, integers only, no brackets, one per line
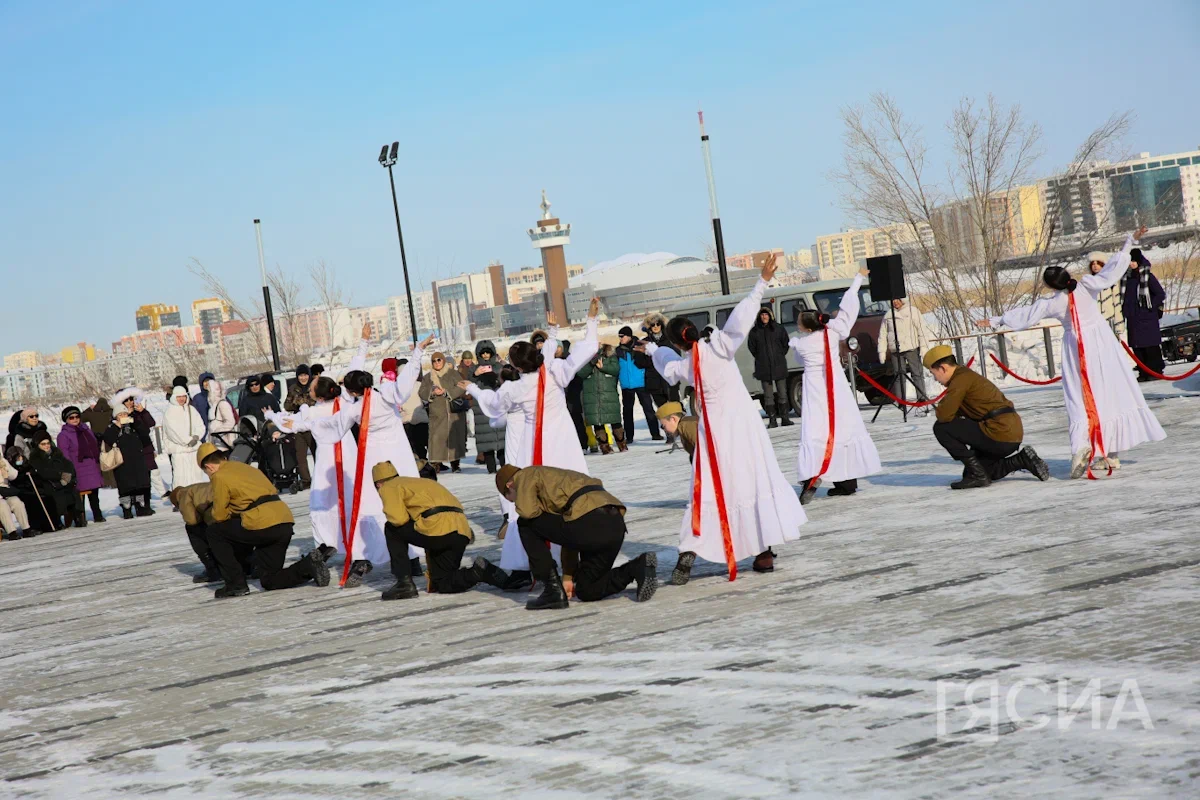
790,273,882,483
990,234,1166,456
164,388,208,487
649,278,806,567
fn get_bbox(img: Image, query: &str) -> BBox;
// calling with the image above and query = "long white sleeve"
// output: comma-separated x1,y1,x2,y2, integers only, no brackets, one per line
710,278,768,359
548,317,599,385
990,296,1055,332
826,273,865,340
348,339,368,372
649,343,691,387
377,346,425,408
1080,233,1136,294
290,402,361,441
465,381,518,419
541,326,560,365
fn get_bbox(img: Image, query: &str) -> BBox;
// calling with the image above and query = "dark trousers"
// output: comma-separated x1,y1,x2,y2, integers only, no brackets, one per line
207,519,310,591
186,522,253,569
293,431,314,483
404,423,429,461
384,522,477,593
518,508,633,602
650,385,680,408
483,449,506,474
567,400,588,448
760,378,788,415
1132,344,1165,378
933,418,1019,474
891,349,929,400
621,387,661,441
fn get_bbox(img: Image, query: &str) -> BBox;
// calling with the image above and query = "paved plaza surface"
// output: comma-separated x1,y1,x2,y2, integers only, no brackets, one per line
1,381,1198,798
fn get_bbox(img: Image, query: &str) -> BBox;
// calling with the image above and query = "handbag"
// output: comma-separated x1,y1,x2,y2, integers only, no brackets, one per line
449,396,471,414
100,442,124,472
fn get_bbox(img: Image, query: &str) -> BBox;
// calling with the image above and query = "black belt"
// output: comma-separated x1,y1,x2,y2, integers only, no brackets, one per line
977,406,1016,422
420,505,465,519
563,484,606,516
242,494,282,513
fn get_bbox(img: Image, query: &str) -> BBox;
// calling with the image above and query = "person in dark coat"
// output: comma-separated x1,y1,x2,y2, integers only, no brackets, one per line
747,306,793,428
283,365,314,489
28,430,83,529
641,311,680,404
615,326,662,444
58,406,105,523
238,374,281,421
103,410,154,519
118,390,162,510
80,398,113,441
467,340,506,473
577,343,625,454
191,372,215,436
7,408,48,457
5,446,52,534
1122,248,1167,381
559,341,589,451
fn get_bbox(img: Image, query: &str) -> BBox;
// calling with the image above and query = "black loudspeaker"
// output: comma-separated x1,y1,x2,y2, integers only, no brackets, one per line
866,254,906,302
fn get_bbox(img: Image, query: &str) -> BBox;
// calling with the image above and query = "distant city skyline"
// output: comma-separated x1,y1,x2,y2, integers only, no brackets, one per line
2,0,1198,354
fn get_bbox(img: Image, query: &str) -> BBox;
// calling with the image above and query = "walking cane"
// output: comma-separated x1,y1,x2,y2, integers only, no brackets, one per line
26,473,56,531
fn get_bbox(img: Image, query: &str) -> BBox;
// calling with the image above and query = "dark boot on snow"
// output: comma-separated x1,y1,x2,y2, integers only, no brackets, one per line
472,557,508,589
343,560,372,588
382,576,419,601
502,569,533,592
951,455,992,490
670,551,696,586
526,564,570,610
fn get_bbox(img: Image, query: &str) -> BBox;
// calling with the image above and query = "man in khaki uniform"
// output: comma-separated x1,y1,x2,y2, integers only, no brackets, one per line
373,460,507,601
171,481,255,585
199,443,330,598
654,402,697,461
923,346,1049,489
496,464,657,610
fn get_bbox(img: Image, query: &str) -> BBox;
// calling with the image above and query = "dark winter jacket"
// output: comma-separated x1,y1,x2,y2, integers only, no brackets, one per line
7,416,48,457
57,422,103,493
641,312,677,398
747,308,790,382
1121,270,1167,348
284,377,312,414
28,440,79,517
576,347,622,426
6,449,59,531
81,399,113,440
130,407,159,471
103,421,153,496
239,384,281,421
191,373,215,434
468,365,506,454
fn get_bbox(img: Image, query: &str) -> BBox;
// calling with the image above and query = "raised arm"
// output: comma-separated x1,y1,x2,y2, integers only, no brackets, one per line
347,335,369,373
1081,232,1137,293
381,345,426,408
648,342,691,387
827,273,866,339
541,325,560,365
464,380,518,420
548,317,599,385
989,296,1054,332
288,402,361,442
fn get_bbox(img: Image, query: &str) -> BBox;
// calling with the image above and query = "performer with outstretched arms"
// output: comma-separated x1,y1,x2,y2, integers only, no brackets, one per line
643,254,806,582
459,300,601,588
789,265,881,504
979,225,1164,478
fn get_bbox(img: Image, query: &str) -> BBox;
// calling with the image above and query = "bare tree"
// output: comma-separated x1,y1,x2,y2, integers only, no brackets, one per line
260,265,303,365
187,258,270,363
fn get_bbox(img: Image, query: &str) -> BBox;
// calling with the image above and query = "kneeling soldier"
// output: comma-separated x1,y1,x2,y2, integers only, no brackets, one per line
654,402,697,461
374,461,508,601
198,443,331,598
496,464,658,610
170,482,221,583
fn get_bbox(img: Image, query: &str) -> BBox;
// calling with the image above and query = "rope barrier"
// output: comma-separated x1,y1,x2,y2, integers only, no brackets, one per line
855,356,976,408
1120,341,1200,382
988,355,1062,385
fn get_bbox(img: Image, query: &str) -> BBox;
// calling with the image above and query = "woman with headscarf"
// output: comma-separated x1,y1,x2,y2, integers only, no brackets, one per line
29,430,82,529
644,254,806,583
206,379,238,451
1122,246,1168,381
420,352,468,473
57,406,105,523
164,386,209,488
102,408,154,518
115,388,163,510
979,226,1164,477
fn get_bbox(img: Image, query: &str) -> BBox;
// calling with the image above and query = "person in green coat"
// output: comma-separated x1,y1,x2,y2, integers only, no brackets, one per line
576,342,626,454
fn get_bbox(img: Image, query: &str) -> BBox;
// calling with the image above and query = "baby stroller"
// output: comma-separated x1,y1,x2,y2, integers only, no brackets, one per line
227,416,302,494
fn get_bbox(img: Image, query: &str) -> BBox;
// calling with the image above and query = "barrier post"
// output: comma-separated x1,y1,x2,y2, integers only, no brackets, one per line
954,339,964,365
154,428,163,455
1043,326,1056,379
996,333,1008,367
976,335,988,380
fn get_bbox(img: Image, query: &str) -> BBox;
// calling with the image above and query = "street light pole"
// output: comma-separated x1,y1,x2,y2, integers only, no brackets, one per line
698,109,731,296
379,142,419,348
254,219,282,373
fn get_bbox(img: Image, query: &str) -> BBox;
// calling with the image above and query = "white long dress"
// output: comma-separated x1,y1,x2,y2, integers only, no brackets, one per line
790,273,882,484
163,398,208,487
291,341,424,562
467,319,599,570
648,278,806,567
990,234,1166,456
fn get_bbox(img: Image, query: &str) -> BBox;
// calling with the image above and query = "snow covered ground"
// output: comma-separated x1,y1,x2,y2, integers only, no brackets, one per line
1,377,1198,798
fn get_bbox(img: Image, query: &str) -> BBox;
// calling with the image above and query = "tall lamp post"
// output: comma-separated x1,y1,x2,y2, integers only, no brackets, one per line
378,142,419,348
253,219,282,373
698,109,730,296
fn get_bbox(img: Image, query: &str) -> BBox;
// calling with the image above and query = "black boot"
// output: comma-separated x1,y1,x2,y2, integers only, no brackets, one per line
311,544,336,563
382,576,419,600
779,411,794,426
753,548,776,573
5,530,21,541
88,493,105,523
450,460,461,473
141,491,155,515
630,552,658,602
306,553,332,587
472,557,508,589
214,584,250,599
193,554,222,584
74,512,88,529
1020,446,1050,481
766,413,779,429
410,557,423,581
343,560,372,588
827,479,858,497
526,564,570,610
951,455,992,490
670,551,696,586
134,497,152,517
121,504,135,520
501,569,533,592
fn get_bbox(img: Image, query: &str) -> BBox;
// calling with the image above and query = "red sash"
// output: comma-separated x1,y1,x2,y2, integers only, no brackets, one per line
532,365,546,466
690,345,737,581
331,398,348,553
342,389,373,585
817,329,837,479
1068,294,1109,480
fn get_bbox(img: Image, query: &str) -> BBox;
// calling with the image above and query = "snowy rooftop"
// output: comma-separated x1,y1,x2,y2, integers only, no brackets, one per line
570,252,719,291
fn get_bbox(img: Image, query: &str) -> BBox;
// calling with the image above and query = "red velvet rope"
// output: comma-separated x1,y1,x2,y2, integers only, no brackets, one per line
855,356,977,407
342,388,373,585
988,354,1062,385
1120,341,1200,381
691,345,736,581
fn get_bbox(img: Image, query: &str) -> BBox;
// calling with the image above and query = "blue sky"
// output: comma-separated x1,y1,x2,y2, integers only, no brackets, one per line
2,0,1198,354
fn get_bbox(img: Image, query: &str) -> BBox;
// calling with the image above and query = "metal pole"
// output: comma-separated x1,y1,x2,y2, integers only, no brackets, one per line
254,219,282,373
976,334,987,380
996,333,1008,367
890,304,907,422
387,164,420,348
1043,326,1056,379
698,110,730,296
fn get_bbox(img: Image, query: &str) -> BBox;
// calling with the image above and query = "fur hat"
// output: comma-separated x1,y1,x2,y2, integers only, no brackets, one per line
1086,251,1110,265
61,406,81,423
530,329,548,346
19,407,38,424
643,311,668,331
495,464,521,495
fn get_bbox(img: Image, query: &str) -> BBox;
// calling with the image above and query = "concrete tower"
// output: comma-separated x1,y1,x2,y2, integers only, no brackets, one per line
527,190,572,324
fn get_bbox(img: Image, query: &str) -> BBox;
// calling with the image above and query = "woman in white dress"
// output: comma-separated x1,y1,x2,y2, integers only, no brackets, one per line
461,301,600,588
789,266,881,504
163,386,208,487
980,226,1164,478
646,255,806,583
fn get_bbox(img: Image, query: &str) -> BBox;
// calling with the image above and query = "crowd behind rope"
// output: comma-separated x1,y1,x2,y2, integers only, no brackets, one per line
0,231,1176,609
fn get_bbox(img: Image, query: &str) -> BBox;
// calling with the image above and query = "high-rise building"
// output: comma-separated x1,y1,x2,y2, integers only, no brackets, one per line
349,304,392,343
135,303,182,332
3,351,40,370
486,262,507,308
813,223,934,280
191,298,232,345
527,190,572,324
60,342,97,365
